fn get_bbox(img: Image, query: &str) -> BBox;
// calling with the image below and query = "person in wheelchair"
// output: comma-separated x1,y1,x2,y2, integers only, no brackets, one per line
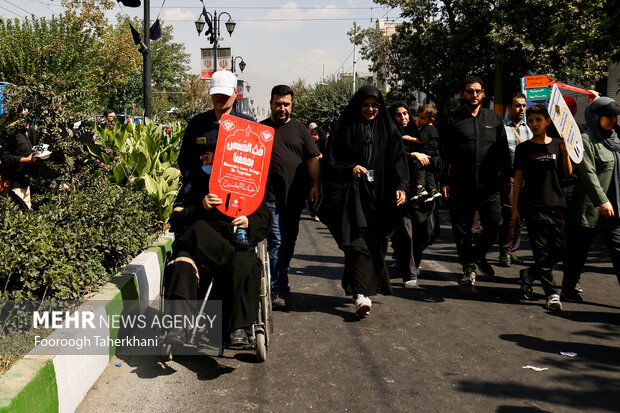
165,146,272,347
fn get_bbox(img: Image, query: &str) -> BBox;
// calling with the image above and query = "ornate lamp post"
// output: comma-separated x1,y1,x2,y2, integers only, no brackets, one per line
232,56,246,73
195,10,236,74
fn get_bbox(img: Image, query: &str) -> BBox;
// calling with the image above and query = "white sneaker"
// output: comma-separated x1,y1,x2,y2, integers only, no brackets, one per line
546,294,562,311
404,279,419,289
354,294,371,316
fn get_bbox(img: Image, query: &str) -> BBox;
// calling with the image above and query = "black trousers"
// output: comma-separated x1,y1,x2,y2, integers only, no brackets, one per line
414,158,440,189
448,192,502,271
525,209,565,296
392,214,420,281
165,221,261,331
498,179,523,256
342,227,392,297
562,222,620,292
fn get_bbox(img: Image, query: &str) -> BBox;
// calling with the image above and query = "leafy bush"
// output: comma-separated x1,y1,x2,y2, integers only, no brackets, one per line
0,175,158,301
86,118,183,225
292,76,354,133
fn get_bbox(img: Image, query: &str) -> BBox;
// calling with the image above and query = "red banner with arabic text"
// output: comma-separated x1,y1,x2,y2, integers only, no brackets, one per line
210,114,274,217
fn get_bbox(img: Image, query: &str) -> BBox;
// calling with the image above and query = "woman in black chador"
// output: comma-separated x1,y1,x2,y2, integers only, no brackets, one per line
319,85,409,316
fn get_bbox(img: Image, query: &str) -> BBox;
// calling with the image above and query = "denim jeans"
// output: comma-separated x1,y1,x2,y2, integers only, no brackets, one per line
266,201,303,295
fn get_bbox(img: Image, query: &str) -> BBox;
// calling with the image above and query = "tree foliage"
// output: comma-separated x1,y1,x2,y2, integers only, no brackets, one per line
61,0,116,37
0,15,101,113
0,9,191,117
98,15,143,111
180,74,212,116
354,0,619,108
292,77,354,133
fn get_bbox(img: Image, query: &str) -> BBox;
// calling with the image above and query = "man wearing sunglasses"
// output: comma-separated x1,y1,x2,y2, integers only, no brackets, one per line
441,76,511,285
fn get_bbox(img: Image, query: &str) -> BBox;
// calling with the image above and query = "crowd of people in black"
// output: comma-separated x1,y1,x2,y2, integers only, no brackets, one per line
2,71,618,346
163,72,619,348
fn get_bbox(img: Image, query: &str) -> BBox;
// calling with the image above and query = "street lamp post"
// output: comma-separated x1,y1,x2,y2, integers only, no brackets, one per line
232,56,246,73
195,10,236,74
143,0,151,118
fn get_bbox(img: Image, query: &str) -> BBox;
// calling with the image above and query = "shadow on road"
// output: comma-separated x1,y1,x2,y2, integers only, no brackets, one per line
284,291,370,322
115,352,236,381
458,374,620,412
499,333,620,369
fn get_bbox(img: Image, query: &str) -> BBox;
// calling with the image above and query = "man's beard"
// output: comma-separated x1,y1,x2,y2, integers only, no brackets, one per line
464,99,480,110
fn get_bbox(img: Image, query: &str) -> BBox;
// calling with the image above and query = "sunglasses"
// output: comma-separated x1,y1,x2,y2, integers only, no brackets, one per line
464,89,484,95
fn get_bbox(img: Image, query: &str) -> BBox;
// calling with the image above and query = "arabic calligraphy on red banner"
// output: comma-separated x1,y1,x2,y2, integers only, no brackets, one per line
210,114,274,217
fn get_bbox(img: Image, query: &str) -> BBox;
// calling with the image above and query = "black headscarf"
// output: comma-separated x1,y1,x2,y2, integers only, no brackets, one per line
319,85,409,249
388,101,420,142
312,125,327,155
584,97,620,215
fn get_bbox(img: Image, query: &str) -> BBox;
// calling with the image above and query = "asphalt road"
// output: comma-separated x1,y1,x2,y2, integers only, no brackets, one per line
78,208,620,412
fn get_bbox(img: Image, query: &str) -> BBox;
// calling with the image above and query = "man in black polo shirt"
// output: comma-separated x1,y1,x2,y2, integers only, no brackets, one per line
177,70,254,207
441,76,511,285
260,85,321,309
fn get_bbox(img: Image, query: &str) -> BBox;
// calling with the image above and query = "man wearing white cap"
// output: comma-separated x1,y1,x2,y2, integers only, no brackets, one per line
177,70,254,206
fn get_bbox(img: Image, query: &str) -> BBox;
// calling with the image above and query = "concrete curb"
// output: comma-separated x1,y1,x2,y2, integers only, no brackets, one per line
0,233,174,413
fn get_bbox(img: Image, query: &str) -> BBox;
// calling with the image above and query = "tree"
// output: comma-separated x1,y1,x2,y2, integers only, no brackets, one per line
354,0,619,110
290,78,307,98
181,74,212,110
61,0,116,37
0,15,102,114
99,15,191,115
292,76,353,133
490,0,619,89
150,19,191,109
99,15,143,111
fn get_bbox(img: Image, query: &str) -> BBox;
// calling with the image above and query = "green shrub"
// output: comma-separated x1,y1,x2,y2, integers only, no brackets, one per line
86,118,183,225
0,175,158,301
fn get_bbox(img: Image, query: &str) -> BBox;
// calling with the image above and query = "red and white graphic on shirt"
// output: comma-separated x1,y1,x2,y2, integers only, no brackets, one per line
210,114,274,217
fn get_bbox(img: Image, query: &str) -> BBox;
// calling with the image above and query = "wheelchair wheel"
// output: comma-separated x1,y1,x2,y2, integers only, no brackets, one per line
255,329,267,362
258,244,273,339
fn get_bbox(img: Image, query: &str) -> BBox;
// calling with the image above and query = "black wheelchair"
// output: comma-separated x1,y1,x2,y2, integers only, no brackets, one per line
159,242,273,362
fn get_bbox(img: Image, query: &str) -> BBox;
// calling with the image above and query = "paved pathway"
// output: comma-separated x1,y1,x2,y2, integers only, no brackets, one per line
78,209,620,412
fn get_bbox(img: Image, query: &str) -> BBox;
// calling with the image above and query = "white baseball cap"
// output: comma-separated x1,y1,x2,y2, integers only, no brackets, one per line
209,70,237,96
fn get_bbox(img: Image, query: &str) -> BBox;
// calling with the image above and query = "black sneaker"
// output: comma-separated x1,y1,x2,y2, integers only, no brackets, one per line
271,294,287,310
561,289,584,303
520,269,532,300
229,329,249,347
498,254,511,268
458,268,476,285
474,258,495,277
411,186,428,200
510,254,525,265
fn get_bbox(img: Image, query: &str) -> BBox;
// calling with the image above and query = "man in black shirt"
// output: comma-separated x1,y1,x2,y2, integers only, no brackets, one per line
441,76,511,284
177,70,254,207
260,85,321,308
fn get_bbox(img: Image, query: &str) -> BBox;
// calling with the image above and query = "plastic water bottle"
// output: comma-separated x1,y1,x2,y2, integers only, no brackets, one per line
235,227,249,245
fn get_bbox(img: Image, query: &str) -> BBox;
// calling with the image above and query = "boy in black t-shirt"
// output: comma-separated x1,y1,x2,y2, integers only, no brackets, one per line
512,104,572,311
411,104,442,201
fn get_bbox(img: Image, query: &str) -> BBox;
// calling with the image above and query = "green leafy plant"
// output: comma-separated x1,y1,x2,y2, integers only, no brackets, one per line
86,118,184,224
0,175,158,302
